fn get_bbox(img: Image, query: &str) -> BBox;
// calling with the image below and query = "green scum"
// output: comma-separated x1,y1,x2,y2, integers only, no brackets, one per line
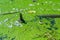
0,0,60,40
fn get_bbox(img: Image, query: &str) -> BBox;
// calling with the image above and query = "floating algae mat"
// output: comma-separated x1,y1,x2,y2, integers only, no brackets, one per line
0,0,60,40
